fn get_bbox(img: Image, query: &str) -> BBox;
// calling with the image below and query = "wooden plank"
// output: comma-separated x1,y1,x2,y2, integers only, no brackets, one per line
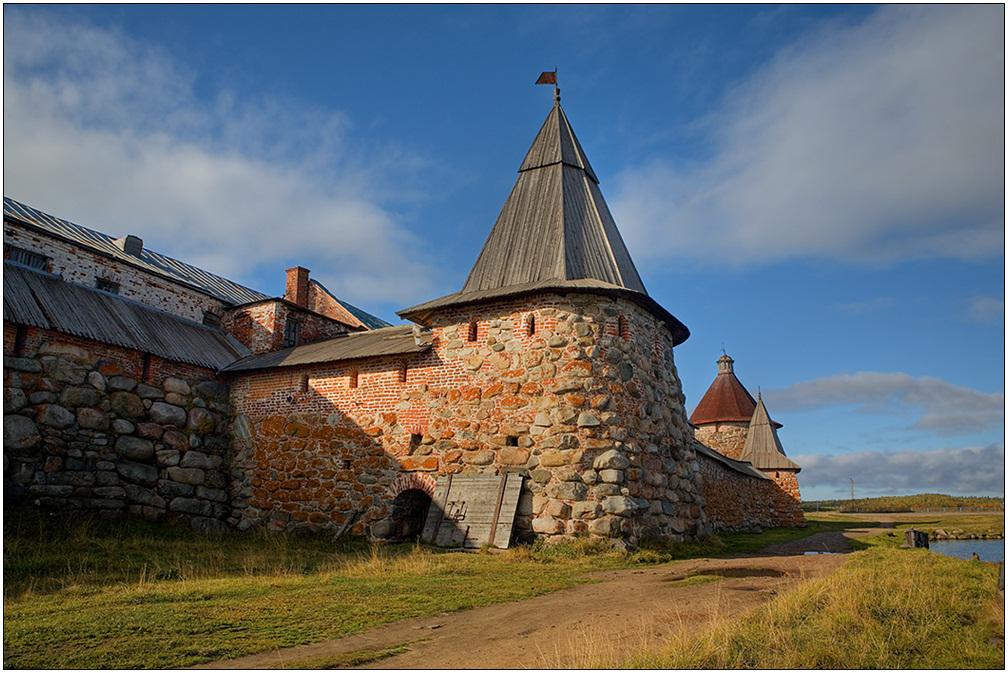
421,473,523,549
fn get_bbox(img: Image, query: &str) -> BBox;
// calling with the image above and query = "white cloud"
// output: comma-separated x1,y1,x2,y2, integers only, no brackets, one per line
2,9,434,305
968,297,1005,324
612,5,1005,268
764,372,1004,436
793,444,1005,497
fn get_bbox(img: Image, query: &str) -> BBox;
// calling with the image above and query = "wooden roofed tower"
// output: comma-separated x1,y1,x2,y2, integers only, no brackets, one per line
739,393,803,504
399,85,689,346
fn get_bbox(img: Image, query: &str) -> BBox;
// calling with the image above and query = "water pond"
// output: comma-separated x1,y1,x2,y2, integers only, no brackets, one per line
929,538,1004,562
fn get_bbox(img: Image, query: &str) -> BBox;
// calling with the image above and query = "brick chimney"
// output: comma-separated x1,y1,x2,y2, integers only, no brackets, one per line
286,266,311,308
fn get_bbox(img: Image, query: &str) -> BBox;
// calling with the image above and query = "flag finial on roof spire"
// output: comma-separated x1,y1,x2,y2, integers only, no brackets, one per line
535,69,559,102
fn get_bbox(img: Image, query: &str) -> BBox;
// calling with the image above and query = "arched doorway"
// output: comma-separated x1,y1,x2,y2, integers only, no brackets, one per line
390,488,432,541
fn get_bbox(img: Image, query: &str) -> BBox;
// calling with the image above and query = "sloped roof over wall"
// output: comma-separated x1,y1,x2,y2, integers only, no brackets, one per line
738,395,801,472
220,324,432,373
692,439,770,480
4,197,268,307
4,262,247,370
399,98,688,346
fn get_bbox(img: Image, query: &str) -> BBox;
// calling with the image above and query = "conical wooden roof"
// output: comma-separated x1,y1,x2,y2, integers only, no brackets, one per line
738,395,801,472
689,354,758,424
461,101,645,294
399,97,688,346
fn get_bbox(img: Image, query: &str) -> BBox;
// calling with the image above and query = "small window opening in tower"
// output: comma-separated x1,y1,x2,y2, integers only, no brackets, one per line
398,362,408,383
409,433,423,453
141,353,151,382
13,325,27,357
618,315,628,339
300,375,309,393
349,370,359,389
505,435,518,447
467,320,478,342
343,459,352,470
526,313,536,336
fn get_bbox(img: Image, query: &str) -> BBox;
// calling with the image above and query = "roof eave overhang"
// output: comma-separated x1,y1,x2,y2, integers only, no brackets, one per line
398,283,689,346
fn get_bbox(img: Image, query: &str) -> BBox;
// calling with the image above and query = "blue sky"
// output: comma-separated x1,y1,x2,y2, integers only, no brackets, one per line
4,4,1003,500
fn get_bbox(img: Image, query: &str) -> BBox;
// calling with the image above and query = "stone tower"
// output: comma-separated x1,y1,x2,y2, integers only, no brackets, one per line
398,87,701,543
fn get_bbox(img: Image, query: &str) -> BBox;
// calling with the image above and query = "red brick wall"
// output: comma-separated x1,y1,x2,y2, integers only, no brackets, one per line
222,301,351,355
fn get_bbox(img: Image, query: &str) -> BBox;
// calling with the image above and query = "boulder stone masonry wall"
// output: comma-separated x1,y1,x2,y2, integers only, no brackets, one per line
693,421,749,461
3,326,233,533
229,293,709,544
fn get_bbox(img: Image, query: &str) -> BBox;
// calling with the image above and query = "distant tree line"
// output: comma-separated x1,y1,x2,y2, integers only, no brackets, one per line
803,493,1005,513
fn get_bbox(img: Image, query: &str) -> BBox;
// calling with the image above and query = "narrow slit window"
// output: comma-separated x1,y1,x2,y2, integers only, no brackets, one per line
618,315,628,339
505,435,518,447
300,375,310,393
398,362,408,383
467,320,478,342
343,459,352,470
526,313,536,336
349,370,359,389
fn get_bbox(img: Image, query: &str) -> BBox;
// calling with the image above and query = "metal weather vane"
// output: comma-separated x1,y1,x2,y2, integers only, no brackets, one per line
536,68,559,103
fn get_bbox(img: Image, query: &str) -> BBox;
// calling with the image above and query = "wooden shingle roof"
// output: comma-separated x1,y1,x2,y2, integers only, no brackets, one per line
399,98,688,346
4,262,246,371
738,395,801,473
461,101,645,295
219,325,432,373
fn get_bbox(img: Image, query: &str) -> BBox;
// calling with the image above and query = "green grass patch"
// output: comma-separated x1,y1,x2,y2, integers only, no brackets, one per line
2,507,914,669
622,546,1005,669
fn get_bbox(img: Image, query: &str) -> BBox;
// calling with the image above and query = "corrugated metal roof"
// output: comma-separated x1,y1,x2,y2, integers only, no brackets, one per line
4,197,268,306
461,102,645,295
4,262,246,371
738,396,801,472
220,324,432,373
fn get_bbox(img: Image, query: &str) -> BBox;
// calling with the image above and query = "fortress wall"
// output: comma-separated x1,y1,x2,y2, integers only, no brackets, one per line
697,452,804,531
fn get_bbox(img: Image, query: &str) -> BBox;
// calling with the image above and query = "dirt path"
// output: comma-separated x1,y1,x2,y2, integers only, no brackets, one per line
193,525,882,669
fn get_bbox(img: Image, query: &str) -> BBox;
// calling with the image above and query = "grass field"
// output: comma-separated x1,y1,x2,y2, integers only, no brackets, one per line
620,545,1004,669
3,507,1004,669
